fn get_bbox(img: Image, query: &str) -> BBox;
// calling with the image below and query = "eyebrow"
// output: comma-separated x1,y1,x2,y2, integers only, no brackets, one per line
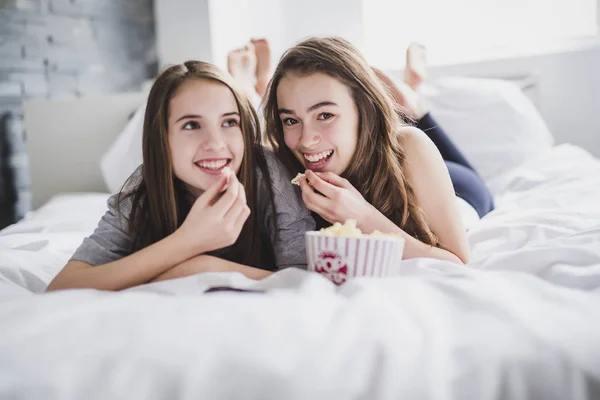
175,111,239,123
278,101,339,115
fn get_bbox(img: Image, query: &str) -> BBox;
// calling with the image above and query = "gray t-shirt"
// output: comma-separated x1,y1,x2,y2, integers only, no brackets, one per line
70,151,314,270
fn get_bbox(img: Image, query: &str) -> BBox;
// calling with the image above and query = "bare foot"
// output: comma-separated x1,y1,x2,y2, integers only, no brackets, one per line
251,38,271,97
404,43,427,91
373,67,427,120
227,42,257,98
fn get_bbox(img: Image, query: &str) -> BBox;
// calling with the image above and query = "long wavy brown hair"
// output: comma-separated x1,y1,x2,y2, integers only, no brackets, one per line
263,37,438,246
118,60,276,268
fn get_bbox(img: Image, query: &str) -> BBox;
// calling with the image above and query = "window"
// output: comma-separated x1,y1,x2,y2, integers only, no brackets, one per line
362,0,599,67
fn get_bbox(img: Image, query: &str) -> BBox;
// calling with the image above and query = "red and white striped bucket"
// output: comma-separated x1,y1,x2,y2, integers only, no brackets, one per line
305,232,405,285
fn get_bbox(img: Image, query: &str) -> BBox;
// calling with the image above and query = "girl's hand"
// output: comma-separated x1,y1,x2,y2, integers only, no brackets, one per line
177,172,250,254
299,170,379,230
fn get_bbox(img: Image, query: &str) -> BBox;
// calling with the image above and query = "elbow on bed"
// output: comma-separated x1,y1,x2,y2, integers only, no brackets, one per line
45,279,64,292
453,250,469,265
45,273,76,292
438,244,469,265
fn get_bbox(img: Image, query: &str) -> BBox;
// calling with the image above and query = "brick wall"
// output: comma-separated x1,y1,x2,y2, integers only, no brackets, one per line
0,0,157,229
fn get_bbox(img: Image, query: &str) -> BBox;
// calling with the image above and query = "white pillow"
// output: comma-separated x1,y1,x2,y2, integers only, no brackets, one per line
100,104,145,194
421,77,554,181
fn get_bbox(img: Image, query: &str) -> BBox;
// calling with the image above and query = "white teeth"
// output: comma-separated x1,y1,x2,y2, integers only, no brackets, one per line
197,159,228,170
304,150,333,163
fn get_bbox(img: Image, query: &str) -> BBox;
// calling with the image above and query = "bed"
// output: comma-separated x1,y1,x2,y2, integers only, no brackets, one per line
1,79,599,399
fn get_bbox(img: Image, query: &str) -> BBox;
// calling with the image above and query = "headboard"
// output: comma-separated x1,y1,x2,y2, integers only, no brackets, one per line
23,92,145,209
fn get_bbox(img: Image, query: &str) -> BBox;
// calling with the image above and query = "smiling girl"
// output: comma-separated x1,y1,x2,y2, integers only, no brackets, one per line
263,37,484,264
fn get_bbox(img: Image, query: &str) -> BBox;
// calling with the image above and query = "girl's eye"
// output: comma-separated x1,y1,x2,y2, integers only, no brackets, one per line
223,119,239,127
182,121,200,130
282,117,298,126
317,112,334,121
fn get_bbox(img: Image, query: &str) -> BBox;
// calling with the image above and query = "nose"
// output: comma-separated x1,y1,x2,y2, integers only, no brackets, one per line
201,127,226,152
299,126,321,149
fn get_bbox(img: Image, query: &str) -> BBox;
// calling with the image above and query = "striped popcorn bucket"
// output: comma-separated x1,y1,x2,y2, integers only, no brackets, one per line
305,232,405,285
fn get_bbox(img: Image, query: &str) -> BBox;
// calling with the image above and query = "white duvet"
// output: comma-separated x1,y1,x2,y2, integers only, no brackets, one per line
1,144,600,400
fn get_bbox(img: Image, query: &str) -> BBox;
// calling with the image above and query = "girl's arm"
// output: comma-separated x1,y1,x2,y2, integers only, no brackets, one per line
46,230,201,291
47,172,252,291
150,254,273,282
393,127,471,263
362,209,467,264
49,236,272,292
355,128,470,263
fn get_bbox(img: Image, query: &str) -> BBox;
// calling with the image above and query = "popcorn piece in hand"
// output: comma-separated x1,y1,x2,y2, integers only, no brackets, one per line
221,166,232,177
291,172,306,186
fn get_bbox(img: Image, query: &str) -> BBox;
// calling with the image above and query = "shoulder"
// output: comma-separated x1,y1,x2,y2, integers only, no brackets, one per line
261,148,294,180
395,126,452,207
106,193,134,228
107,165,145,225
70,191,139,266
256,148,308,212
258,148,297,193
122,164,144,192
397,126,444,172
397,126,436,155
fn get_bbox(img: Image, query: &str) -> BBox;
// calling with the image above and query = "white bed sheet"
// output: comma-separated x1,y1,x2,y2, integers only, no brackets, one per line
1,144,599,399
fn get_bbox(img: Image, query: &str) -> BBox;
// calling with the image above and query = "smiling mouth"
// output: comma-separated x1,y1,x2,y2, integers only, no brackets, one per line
303,150,334,167
194,159,231,173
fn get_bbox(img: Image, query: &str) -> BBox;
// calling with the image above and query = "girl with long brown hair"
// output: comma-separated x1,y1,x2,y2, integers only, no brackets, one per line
47,60,313,291
263,37,480,264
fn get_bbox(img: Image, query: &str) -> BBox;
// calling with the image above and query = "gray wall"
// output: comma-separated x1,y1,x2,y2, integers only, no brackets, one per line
0,0,157,228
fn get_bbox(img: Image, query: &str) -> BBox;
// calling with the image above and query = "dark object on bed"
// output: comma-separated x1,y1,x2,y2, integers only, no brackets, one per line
204,286,266,294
